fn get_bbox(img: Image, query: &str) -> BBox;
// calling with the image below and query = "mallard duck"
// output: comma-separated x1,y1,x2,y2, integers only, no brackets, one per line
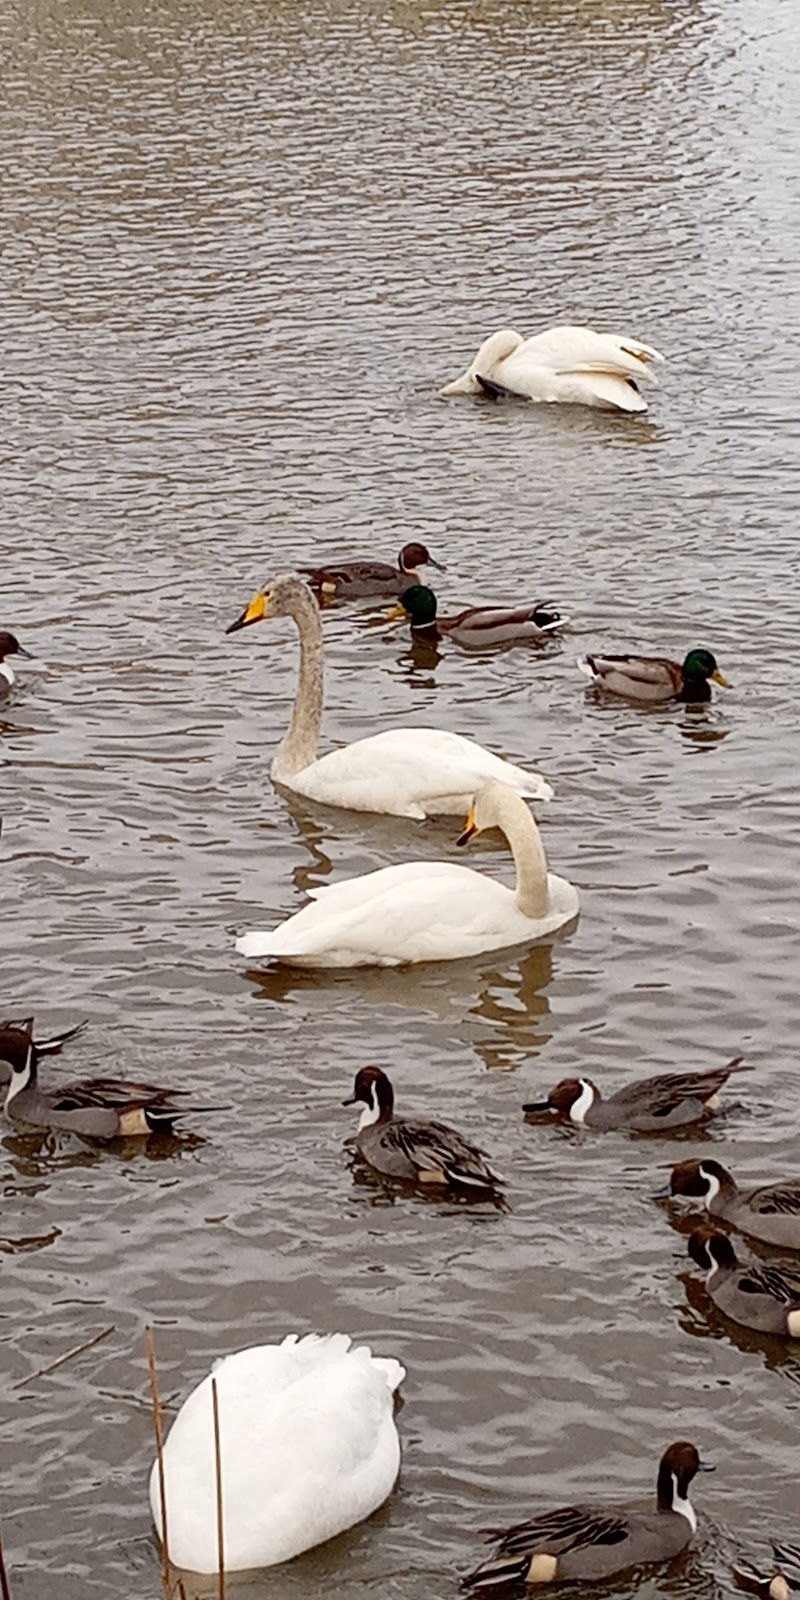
225,575,552,819
733,1543,800,1600
149,1332,405,1573
300,541,445,599
0,630,33,695
440,325,664,414
687,1229,800,1338
343,1066,505,1193
388,585,567,648
668,1160,800,1251
523,1058,748,1132
1,1017,211,1138
235,780,578,968
463,1441,713,1590
578,648,729,703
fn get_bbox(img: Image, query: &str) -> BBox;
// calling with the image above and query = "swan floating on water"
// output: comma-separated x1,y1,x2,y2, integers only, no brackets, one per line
226,575,552,818
441,325,664,413
149,1332,405,1574
235,780,579,968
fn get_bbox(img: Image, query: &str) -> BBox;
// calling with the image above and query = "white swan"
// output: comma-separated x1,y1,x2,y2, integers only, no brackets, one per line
440,326,664,413
226,575,552,818
236,780,579,968
149,1332,405,1575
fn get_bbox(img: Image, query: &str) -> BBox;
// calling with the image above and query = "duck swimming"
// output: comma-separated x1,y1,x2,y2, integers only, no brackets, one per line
389,586,567,649
344,1066,505,1194
578,648,729,703
1,1018,211,1138
235,780,578,969
0,1017,87,1090
463,1440,713,1589
225,575,552,819
301,541,445,599
687,1228,800,1339
733,1543,800,1600
0,630,33,695
523,1058,748,1133
440,325,664,414
149,1332,405,1574
668,1159,800,1251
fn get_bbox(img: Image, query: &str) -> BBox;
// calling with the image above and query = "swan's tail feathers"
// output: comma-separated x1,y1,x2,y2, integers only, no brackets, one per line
235,931,276,960
576,655,597,681
518,774,554,803
572,372,649,411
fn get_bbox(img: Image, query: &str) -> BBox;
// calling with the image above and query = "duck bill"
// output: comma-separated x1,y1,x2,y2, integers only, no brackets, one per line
342,1094,359,1106
711,669,730,687
15,644,33,659
457,809,477,847
697,1459,715,1471
385,602,407,622
426,557,447,572
226,592,266,634
522,1099,552,1114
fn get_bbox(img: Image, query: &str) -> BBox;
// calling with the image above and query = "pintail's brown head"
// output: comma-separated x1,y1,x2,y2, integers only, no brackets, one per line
523,1077,597,1123
670,1158,733,1204
343,1066,394,1124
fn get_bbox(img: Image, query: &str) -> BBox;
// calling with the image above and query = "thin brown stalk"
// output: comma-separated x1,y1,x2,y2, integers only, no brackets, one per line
11,1325,115,1389
145,1326,173,1600
0,1524,11,1600
211,1375,225,1600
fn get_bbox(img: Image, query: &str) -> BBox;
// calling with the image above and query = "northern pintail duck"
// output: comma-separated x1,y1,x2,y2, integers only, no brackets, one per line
1,1018,212,1138
389,586,567,649
687,1228,800,1338
0,630,33,694
523,1058,747,1133
463,1440,714,1590
301,541,445,599
0,1017,87,1089
150,1332,404,1573
440,325,664,413
733,1543,800,1600
577,648,729,703
669,1159,800,1251
343,1066,504,1194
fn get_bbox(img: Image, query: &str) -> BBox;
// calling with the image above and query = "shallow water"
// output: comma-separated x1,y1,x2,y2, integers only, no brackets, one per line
2,0,800,1593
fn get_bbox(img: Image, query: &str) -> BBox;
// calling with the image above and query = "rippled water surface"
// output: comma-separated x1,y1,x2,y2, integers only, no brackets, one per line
3,0,800,1594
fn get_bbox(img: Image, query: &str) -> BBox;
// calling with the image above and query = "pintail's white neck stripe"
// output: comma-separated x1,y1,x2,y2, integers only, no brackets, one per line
0,662,14,685
5,1042,34,1106
699,1167,721,1205
671,1473,696,1533
358,1083,381,1131
569,1079,595,1124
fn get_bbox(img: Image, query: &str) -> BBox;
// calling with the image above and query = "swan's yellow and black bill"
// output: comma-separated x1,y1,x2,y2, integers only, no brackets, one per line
226,592,266,634
711,668,730,688
457,807,477,847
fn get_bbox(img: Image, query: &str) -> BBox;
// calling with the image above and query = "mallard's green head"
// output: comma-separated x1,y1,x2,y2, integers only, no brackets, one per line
400,585,438,626
683,649,729,687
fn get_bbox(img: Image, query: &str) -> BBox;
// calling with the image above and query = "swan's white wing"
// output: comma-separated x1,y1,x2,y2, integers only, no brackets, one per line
293,727,552,818
516,325,663,382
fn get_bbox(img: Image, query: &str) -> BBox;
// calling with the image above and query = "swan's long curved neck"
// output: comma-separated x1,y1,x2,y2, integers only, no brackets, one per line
272,586,324,779
495,792,549,919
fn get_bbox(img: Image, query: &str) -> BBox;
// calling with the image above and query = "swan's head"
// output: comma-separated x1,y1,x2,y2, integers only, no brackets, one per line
387,586,438,627
456,780,529,846
682,649,729,687
440,329,523,395
226,574,312,633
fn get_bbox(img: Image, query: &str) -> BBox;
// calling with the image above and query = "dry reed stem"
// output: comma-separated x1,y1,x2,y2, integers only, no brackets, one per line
145,1326,174,1600
11,1325,115,1389
0,1525,11,1600
211,1375,225,1599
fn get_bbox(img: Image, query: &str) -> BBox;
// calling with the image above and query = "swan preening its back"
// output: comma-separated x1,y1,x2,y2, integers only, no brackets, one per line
226,575,552,818
235,779,579,968
441,325,664,413
149,1332,405,1574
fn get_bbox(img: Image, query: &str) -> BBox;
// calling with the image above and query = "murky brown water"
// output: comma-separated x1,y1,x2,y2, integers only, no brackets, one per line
3,0,800,1594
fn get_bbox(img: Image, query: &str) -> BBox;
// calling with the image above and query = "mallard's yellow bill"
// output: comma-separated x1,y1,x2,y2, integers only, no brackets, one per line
711,668,730,688
226,592,266,634
385,602,406,622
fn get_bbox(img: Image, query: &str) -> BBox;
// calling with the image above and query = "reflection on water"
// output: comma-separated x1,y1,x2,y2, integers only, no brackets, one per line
4,0,800,1591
